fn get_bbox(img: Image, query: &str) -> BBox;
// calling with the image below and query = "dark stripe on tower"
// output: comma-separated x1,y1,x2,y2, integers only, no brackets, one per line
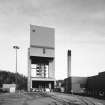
68,50,71,56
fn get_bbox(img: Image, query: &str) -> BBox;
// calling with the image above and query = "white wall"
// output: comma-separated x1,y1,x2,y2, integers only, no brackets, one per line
30,47,54,58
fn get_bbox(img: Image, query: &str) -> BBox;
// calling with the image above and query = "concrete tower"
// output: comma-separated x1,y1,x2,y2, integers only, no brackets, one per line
28,25,55,92
67,50,71,78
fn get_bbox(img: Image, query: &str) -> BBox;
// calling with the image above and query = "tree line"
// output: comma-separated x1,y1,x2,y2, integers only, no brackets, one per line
0,71,27,90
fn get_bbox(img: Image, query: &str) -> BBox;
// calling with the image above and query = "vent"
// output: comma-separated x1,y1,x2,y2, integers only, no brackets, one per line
32,29,36,32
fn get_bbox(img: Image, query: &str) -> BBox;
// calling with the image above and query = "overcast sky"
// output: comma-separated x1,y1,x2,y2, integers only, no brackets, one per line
0,0,105,79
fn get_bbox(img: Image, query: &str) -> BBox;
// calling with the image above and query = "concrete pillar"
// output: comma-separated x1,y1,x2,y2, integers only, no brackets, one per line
28,48,31,92
41,64,45,77
49,83,51,89
49,59,55,79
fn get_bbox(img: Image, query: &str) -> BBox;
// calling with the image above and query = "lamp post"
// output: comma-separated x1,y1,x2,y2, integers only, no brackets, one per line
13,46,20,90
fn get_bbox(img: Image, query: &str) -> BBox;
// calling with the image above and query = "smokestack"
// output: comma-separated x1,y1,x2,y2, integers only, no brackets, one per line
67,50,71,78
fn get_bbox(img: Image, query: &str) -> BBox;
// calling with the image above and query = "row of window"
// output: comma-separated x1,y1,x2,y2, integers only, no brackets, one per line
31,64,48,78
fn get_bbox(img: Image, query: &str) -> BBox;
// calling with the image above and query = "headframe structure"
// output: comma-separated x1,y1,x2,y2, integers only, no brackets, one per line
28,25,55,92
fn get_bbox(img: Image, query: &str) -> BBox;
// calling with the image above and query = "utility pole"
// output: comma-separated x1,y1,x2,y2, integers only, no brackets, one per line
13,46,20,90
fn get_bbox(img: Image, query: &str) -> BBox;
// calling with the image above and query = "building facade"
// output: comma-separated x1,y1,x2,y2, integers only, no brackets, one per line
28,25,55,92
86,72,105,97
64,77,87,93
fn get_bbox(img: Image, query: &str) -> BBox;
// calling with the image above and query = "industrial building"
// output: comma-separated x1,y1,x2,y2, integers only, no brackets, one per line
52,49,105,98
64,50,87,94
86,71,105,97
64,49,105,97
28,25,55,92
64,76,87,93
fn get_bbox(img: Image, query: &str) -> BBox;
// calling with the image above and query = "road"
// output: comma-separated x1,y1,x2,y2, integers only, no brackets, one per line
0,92,105,105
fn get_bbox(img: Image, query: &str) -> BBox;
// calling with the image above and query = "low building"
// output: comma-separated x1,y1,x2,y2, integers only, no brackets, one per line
3,84,16,93
86,71,105,97
64,77,87,94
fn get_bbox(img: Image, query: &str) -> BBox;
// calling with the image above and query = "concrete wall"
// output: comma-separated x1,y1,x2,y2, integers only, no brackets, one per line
64,77,71,93
30,25,54,48
30,47,54,58
71,77,87,84
49,59,55,79
64,77,87,93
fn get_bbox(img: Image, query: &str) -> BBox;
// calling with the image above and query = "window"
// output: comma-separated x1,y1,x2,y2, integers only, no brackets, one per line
31,64,48,78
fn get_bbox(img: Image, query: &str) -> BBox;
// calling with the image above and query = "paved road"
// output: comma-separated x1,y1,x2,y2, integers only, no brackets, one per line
0,92,105,105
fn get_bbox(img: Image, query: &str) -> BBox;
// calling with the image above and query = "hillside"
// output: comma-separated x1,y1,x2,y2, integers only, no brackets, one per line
0,71,27,90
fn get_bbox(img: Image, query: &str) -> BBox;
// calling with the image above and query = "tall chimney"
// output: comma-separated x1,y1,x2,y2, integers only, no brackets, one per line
67,50,71,77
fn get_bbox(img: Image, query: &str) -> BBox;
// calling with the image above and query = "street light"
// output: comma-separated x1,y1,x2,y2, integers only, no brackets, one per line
13,45,20,90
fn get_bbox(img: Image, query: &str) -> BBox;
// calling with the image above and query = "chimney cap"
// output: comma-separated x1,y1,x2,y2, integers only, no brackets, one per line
68,50,71,56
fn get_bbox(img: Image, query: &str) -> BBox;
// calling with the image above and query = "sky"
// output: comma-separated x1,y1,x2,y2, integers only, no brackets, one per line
0,0,105,79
